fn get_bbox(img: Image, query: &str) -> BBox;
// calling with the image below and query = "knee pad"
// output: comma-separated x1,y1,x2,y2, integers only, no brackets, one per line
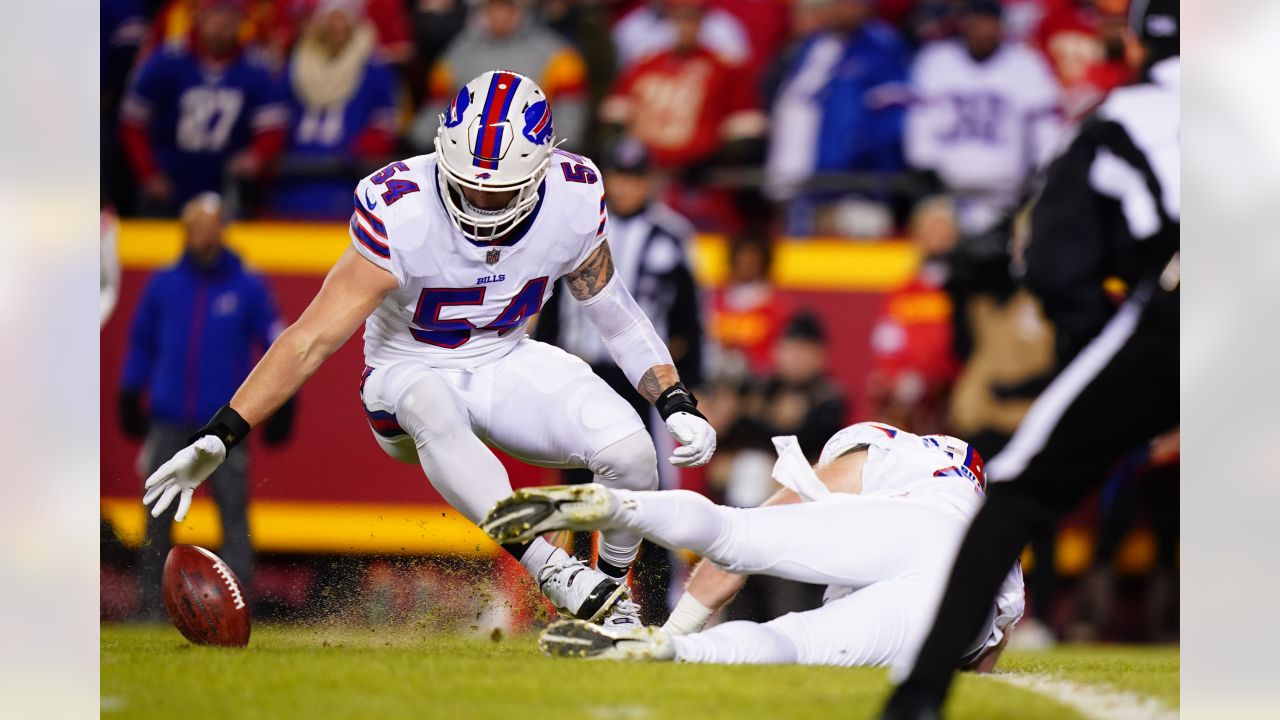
393,372,470,450
590,429,658,492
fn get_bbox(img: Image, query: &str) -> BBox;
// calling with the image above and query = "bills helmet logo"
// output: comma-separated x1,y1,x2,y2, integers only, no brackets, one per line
444,86,471,129
522,100,553,146
474,172,492,180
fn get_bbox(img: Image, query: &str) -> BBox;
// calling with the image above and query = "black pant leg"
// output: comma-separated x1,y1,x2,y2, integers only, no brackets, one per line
208,444,253,594
885,291,1178,716
138,423,198,617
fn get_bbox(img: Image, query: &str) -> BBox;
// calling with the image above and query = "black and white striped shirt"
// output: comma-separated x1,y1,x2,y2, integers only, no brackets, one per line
1025,57,1180,361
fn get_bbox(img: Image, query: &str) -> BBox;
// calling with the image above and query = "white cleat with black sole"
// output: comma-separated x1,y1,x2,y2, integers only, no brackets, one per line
536,555,628,623
599,598,643,630
540,619,675,661
481,484,615,545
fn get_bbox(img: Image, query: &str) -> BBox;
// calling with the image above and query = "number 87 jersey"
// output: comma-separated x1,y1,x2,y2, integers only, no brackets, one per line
349,148,609,369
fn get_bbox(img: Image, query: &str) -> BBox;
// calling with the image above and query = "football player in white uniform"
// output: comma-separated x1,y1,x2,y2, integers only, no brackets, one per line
141,70,717,626
482,422,1023,670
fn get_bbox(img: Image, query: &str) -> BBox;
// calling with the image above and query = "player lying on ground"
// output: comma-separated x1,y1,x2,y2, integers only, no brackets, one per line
141,70,716,627
483,422,1023,668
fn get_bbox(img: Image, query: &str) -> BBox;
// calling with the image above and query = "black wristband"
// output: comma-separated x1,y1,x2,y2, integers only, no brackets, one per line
655,382,704,422
188,404,252,449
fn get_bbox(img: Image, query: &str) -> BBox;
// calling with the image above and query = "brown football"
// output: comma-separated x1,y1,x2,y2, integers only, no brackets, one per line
161,544,251,647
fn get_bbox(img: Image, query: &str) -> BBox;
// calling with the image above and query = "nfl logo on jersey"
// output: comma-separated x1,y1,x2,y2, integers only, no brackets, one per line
486,248,501,265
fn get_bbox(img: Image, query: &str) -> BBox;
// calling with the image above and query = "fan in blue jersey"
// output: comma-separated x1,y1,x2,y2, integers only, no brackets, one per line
271,0,398,219
120,0,288,216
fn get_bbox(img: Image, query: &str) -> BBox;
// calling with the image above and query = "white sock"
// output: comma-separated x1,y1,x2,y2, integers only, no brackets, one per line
519,537,570,575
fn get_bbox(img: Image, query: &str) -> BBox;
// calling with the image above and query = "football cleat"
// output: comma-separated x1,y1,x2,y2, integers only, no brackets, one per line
540,619,675,661
536,555,628,623
599,598,643,630
481,484,615,545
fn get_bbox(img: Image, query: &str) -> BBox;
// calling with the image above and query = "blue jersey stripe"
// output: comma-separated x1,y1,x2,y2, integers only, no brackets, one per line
352,193,388,237
351,215,390,258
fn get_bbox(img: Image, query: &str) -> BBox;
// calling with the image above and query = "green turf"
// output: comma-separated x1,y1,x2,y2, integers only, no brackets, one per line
101,624,1176,719
1002,644,1180,709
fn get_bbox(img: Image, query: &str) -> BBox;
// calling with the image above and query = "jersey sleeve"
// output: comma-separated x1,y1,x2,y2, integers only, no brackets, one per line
349,175,404,286
119,51,166,126
565,161,610,272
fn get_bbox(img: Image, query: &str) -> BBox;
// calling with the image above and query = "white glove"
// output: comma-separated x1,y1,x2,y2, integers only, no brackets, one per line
665,411,717,468
142,435,227,522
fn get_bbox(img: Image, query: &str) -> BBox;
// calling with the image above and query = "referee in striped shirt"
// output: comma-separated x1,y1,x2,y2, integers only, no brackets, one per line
883,1,1179,716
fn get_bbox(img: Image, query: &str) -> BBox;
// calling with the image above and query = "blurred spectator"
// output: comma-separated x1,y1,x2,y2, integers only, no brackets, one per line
763,0,910,237
712,311,846,625
120,194,295,618
535,137,704,624
271,0,398,218
143,0,412,69
867,196,960,433
709,233,790,377
1072,430,1179,643
408,0,469,109
411,0,589,151
750,311,848,458
539,0,618,152
142,0,292,67
713,0,793,86
600,0,766,173
359,0,415,65
120,0,288,216
102,0,151,213
1063,6,1138,120
905,0,1062,236
611,0,750,71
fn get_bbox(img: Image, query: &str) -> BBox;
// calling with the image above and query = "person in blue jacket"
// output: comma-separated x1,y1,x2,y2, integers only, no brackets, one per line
763,0,911,235
119,192,294,618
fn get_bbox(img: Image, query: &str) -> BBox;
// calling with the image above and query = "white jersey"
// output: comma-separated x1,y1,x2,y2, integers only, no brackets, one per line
906,40,1062,233
349,149,608,369
819,422,987,517
819,422,1024,657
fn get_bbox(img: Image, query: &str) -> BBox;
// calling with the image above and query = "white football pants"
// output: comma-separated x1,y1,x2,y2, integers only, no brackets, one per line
604,489,986,667
360,339,655,569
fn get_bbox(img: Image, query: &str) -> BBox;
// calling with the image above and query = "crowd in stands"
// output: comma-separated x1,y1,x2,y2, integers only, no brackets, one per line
102,0,1136,232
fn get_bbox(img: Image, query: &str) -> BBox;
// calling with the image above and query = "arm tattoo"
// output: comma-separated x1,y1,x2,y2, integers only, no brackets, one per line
566,241,615,301
638,365,679,404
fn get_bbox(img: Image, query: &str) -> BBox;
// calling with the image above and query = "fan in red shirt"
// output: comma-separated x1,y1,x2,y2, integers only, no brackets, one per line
601,0,765,171
866,197,961,433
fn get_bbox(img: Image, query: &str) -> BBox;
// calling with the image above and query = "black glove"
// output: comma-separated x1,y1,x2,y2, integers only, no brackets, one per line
262,398,296,447
118,389,149,439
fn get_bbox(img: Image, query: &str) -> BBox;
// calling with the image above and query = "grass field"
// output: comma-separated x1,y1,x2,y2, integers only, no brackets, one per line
101,624,1178,719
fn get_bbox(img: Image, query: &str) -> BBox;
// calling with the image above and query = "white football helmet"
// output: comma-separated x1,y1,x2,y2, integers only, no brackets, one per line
434,70,556,241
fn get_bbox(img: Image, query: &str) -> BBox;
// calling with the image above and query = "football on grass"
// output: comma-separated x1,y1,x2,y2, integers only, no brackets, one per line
162,544,251,647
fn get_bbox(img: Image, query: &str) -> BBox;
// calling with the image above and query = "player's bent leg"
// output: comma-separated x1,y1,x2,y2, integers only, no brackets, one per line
668,620,800,665
586,429,658,573
368,363,627,622
487,487,969,589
